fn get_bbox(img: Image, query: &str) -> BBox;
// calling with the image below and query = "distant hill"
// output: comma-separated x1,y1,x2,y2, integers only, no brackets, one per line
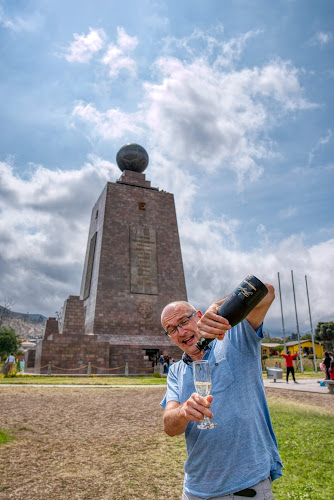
0,305,47,339
0,305,47,323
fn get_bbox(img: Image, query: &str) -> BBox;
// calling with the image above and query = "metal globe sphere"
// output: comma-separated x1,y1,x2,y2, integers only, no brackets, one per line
116,144,149,173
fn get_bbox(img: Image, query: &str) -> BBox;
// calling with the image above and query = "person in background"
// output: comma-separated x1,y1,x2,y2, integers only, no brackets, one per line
279,350,299,384
20,355,25,373
329,356,334,381
163,357,169,374
323,352,331,380
5,353,16,374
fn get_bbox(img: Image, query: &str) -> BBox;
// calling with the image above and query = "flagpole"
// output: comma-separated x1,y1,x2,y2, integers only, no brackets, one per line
305,275,317,372
277,272,287,353
291,270,304,373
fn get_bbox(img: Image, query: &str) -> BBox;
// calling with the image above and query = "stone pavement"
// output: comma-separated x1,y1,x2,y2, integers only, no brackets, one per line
263,377,330,394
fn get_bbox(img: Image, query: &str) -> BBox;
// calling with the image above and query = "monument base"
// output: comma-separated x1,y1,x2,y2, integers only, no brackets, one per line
30,329,182,375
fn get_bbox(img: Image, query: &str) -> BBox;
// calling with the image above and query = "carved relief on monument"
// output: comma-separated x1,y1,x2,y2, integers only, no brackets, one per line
130,226,158,295
136,300,153,319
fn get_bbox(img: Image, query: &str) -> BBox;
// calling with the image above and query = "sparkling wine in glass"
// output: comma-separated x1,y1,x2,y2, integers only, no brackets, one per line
193,360,217,430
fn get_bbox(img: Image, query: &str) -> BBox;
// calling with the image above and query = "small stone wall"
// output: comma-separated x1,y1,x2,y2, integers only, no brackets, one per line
39,332,110,374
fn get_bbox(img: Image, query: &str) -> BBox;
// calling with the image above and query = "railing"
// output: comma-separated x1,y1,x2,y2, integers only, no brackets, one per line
39,362,154,376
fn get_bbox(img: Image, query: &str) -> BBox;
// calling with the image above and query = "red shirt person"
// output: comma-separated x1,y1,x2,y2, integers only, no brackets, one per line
279,351,299,383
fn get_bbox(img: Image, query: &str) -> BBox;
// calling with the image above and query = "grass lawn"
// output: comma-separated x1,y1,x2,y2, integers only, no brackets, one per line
269,398,333,500
0,374,167,385
0,370,325,385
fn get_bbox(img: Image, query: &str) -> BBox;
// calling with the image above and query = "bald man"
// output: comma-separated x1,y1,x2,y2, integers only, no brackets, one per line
160,284,282,499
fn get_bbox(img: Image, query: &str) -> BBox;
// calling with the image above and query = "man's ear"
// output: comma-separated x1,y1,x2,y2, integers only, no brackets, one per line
197,310,202,319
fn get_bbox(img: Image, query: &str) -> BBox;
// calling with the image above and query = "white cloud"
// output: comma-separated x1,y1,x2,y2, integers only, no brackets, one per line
250,60,316,112
71,32,315,188
142,57,314,183
310,31,333,47
64,27,106,63
181,223,334,334
0,6,43,32
308,129,332,165
162,27,261,68
0,157,119,314
63,25,138,76
101,27,138,78
214,30,263,68
116,26,138,52
71,102,144,139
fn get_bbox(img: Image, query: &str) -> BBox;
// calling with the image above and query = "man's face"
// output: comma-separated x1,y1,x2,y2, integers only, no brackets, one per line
162,304,202,358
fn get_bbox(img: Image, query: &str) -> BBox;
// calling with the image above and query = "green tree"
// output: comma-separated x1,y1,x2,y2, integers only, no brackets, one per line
287,333,298,341
301,333,312,340
315,321,334,350
0,327,21,358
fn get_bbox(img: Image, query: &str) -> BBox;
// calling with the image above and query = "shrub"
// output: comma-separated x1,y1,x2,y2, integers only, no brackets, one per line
5,366,18,378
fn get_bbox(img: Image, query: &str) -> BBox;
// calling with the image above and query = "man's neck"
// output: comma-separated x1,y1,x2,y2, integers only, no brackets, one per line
189,350,205,361
182,349,205,365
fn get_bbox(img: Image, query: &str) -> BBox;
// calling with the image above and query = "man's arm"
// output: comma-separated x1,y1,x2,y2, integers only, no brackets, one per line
196,282,275,339
163,395,214,437
245,283,275,330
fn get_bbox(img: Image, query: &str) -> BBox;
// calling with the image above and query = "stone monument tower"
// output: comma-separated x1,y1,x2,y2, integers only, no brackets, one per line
79,143,187,367
34,144,187,374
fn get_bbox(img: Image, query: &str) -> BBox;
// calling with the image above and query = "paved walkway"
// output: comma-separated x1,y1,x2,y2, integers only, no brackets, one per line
263,378,330,394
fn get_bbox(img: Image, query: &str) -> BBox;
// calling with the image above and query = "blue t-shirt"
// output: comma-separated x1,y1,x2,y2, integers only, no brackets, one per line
161,320,283,498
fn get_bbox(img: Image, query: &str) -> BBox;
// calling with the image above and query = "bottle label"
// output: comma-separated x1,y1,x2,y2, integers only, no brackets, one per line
237,281,256,298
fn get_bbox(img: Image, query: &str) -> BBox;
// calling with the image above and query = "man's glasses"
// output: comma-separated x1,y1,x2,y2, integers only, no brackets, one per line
165,311,196,337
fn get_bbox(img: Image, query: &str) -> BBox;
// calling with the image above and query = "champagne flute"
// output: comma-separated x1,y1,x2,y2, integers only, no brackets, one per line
193,360,217,430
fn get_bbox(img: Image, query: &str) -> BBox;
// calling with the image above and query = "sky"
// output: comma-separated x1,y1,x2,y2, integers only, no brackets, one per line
0,0,333,337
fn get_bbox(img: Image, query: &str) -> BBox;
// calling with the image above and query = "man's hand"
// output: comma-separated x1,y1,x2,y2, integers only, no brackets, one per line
163,394,214,436
181,393,214,423
197,298,231,341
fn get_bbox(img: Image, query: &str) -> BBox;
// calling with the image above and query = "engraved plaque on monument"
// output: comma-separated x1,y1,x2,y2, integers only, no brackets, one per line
130,226,158,294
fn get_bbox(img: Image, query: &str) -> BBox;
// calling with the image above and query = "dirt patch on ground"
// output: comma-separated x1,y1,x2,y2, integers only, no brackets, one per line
0,386,333,500
265,387,334,412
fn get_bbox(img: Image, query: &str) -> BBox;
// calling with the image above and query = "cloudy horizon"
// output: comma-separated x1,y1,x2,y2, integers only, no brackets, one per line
0,0,333,336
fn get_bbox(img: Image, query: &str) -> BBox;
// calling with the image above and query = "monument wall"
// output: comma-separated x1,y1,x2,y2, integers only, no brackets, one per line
80,169,187,340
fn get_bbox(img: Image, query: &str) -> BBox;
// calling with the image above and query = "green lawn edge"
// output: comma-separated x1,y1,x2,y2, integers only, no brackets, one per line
0,372,325,385
0,375,168,385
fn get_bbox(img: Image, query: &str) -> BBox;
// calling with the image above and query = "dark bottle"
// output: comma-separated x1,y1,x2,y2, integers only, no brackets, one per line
196,275,268,351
